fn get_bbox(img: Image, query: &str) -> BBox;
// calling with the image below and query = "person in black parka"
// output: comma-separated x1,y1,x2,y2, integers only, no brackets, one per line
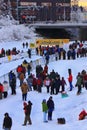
3,113,12,130
10,72,16,95
47,96,54,120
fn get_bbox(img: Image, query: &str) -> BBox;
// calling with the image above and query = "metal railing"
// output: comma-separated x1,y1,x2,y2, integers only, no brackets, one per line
0,54,56,83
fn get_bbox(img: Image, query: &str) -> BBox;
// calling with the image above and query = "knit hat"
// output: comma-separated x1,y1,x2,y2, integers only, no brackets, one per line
43,99,46,102
4,113,9,116
49,96,52,100
23,102,27,106
28,100,32,105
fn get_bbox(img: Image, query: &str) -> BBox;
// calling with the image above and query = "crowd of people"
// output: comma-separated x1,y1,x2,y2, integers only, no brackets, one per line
0,42,87,98
36,41,87,61
0,47,20,58
0,42,32,63
0,41,87,63
1,41,87,128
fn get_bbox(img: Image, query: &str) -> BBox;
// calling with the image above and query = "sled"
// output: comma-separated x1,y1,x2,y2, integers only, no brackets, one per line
61,92,69,98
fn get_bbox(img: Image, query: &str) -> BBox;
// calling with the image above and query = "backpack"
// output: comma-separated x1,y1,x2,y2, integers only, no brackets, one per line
57,118,66,124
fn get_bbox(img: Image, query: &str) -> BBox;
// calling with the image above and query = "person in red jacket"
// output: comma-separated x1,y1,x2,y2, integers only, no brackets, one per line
37,77,42,93
16,65,23,78
0,83,4,93
23,102,27,115
22,100,32,126
68,73,73,91
0,83,4,99
32,77,37,91
44,64,48,74
79,109,87,120
83,73,87,90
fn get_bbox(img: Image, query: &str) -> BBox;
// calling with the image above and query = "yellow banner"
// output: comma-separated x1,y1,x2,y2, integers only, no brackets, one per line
30,43,36,48
36,39,69,47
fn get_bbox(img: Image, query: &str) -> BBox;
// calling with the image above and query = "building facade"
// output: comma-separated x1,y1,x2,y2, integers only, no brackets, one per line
71,0,78,7
4,0,71,23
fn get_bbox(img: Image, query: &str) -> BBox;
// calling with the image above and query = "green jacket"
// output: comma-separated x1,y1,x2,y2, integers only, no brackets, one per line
42,102,48,112
76,76,82,86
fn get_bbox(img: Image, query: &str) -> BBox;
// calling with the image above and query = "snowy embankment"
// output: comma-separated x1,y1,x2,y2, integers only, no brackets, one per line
0,16,37,42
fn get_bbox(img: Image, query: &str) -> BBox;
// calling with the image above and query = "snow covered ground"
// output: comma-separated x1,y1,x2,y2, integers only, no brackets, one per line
0,16,87,130
0,40,87,130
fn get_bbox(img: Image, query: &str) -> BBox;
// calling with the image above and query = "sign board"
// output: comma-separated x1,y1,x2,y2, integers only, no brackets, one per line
29,43,36,48
36,39,69,47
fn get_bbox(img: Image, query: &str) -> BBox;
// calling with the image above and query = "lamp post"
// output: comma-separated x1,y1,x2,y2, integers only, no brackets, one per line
63,0,66,21
16,0,19,21
7,0,12,18
64,7,65,20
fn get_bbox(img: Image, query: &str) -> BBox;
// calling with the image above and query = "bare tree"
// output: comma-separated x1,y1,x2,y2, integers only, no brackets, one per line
0,0,13,19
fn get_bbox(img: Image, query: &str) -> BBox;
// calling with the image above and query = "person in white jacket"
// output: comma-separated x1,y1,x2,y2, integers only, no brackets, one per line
44,77,51,93
3,81,9,98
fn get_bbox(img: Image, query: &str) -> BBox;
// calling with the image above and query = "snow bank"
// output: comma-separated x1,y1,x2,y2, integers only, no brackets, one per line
0,16,37,42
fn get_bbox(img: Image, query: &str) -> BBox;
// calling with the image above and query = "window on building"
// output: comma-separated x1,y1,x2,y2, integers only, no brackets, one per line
20,2,37,6
41,2,52,7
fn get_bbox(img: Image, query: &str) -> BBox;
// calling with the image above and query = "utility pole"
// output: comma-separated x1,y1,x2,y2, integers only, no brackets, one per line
7,0,13,19
16,0,19,21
